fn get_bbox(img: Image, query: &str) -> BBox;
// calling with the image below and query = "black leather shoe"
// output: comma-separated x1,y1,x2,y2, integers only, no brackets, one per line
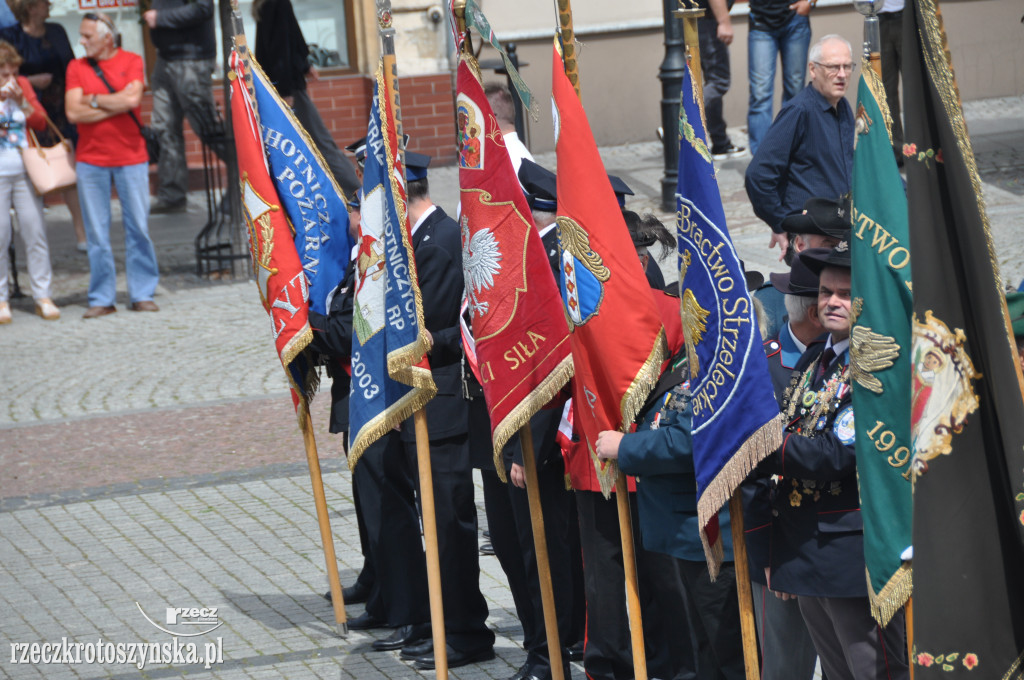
400,638,433,659
342,581,371,605
412,644,495,670
346,611,388,631
372,623,431,651
479,542,495,556
566,640,584,661
509,661,532,680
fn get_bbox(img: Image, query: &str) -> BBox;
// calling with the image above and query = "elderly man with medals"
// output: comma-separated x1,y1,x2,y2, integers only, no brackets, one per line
749,240,909,680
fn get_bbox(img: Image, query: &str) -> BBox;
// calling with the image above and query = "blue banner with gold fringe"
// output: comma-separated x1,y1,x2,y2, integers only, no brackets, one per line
249,58,353,317
675,64,782,575
347,68,436,467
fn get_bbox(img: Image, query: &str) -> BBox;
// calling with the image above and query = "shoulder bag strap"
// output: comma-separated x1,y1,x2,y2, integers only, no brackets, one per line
86,57,144,132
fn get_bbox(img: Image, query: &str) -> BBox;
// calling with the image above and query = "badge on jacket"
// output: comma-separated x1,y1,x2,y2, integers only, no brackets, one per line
833,406,855,444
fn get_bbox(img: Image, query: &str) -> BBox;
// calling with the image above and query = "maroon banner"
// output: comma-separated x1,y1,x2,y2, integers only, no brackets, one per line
457,53,573,475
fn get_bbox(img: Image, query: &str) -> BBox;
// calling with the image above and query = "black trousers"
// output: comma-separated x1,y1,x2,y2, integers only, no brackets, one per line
505,452,577,669
575,490,697,680
407,433,494,651
351,467,376,594
698,15,733,150
677,560,745,680
354,430,429,626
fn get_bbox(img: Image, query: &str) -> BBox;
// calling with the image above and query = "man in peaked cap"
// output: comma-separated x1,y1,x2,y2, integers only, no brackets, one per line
747,241,909,680
395,151,496,670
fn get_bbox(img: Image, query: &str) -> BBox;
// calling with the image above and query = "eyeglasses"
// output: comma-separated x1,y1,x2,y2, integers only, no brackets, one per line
813,62,856,76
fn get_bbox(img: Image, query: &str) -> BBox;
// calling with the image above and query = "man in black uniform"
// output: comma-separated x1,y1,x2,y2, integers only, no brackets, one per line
748,242,909,680
307,194,432,650
398,153,495,670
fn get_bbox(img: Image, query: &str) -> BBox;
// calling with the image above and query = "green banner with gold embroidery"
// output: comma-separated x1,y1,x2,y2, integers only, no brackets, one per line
849,65,913,627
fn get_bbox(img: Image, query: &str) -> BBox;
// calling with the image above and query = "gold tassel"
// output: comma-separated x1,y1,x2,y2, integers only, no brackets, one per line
346,376,438,470
867,563,913,627
491,354,575,483
697,413,784,575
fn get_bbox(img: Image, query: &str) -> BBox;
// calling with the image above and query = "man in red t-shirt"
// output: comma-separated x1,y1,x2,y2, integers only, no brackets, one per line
66,13,159,318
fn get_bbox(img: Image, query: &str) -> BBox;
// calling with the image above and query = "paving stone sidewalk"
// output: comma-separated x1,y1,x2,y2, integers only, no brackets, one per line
1,95,1021,679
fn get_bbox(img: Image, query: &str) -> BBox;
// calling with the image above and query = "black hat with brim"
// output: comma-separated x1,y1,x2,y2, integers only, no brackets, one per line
780,197,852,238
770,247,828,296
518,159,558,212
803,240,851,274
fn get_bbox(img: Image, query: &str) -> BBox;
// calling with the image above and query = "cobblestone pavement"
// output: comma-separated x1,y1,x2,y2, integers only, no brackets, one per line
1,94,1021,679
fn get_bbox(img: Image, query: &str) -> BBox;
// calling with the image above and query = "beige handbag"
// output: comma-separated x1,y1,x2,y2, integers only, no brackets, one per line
22,117,76,195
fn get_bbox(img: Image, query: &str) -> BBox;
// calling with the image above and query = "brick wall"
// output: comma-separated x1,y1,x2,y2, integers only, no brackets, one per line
138,70,457,188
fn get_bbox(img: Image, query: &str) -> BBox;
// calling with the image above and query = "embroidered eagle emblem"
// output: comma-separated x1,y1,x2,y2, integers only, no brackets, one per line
850,325,901,394
461,215,502,318
679,249,710,379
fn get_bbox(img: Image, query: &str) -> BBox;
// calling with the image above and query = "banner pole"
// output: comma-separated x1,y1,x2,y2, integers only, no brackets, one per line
554,0,580,96
228,3,347,637
728,492,760,680
414,408,449,680
614,471,648,680
299,404,348,636
520,425,566,680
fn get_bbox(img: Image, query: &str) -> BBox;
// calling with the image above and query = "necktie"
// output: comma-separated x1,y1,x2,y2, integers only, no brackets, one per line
816,347,836,385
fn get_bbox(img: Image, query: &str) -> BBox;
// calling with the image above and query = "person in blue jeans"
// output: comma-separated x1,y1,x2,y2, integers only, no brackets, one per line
65,14,159,318
747,0,813,155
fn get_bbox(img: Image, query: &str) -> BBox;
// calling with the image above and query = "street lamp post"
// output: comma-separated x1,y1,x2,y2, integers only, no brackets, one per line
658,0,686,211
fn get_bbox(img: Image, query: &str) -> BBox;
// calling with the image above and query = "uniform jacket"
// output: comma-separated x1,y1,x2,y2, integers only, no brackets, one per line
308,261,355,435
401,205,468,442
746,340,864,598
616,355,733,563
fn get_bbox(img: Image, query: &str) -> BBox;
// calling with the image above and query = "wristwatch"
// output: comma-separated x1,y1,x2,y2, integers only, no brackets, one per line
90,94,99,109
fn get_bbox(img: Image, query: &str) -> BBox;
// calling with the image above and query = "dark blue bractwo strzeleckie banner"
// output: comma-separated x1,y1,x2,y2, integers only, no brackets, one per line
250,59,352,317
675,64,782,574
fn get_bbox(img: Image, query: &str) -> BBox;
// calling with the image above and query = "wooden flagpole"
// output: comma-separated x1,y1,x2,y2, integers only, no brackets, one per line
228,0,347,636
300,405,348,635
375,2,447,675
552,4,647,678
521,426,567,680
614,472,648,680
413,409,448,679
677,5,758,677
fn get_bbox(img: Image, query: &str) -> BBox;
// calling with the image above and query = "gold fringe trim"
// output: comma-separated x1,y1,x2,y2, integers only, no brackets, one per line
860,59,895,147
346,372,438,470
700,525,725,581
697,412,784,575
867,563,912,627
491,353,575,483
1002,647,1024,680
917,0,1002,295
592,329,668,499
375,63,435,385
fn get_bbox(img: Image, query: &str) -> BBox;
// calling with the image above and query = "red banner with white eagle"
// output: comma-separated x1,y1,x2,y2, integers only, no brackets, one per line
457,52,573,476
230,51,315,415
551,42,666,496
